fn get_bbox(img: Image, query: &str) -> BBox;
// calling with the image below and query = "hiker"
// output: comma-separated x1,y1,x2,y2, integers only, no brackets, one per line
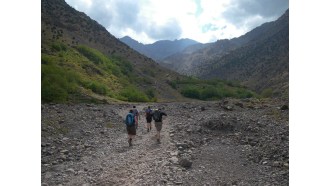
132,106,140,129
125,109,136,146
145,106,153,132
152,108,167,143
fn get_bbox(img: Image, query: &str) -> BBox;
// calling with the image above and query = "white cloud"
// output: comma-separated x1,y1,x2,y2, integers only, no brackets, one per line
65,0,288,44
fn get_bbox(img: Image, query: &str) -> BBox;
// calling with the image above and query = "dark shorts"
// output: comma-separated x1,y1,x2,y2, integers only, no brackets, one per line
155,122,162,131
126,125,136,135
146,117,152,123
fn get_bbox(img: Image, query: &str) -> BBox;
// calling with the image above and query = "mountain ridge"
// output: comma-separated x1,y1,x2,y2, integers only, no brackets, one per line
41,0,187,103
41,0,257,103
120,36,200,61
199,9,289,96
162,9,289,97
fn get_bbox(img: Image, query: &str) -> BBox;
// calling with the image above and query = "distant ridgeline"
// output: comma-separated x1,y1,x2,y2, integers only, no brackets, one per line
41,0,259,103
161,10,289,98
120,36,201,62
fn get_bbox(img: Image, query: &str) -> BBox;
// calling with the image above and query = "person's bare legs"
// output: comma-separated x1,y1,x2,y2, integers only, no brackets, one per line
128,134,135,146
155,122,162,143
156,131,160,141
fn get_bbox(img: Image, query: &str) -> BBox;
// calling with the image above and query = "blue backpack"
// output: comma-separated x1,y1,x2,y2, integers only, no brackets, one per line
125,113,135,126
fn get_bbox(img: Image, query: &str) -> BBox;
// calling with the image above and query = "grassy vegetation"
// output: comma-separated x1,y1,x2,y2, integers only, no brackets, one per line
168,77,257,100
41,43,155,103
42,42,257,103
261,88,273,98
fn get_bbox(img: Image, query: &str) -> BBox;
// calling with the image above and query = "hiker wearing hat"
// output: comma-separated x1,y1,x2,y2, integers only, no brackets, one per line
152,108,167,143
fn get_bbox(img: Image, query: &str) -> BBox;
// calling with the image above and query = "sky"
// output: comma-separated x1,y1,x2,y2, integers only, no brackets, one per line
65,0,288,44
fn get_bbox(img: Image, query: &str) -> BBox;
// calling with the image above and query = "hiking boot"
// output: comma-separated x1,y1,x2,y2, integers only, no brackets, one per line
128,139,132,146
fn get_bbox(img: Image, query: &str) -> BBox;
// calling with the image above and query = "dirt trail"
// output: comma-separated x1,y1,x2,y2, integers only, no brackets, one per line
95,105,175,185
41,100,289,185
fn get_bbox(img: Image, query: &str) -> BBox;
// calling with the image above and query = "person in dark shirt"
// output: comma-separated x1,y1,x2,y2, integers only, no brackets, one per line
152,108,167,143
132,105,140,129
145,106,153,132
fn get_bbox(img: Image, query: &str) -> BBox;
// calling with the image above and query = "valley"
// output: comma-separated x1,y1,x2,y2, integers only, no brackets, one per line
41,1,289,185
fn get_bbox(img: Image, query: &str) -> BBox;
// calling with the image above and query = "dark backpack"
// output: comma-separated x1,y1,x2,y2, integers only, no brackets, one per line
146,109,152,118
125,113,134,126
153,110,161,121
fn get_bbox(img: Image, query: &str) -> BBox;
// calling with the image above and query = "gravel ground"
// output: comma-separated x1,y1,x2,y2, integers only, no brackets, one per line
41,98,289,185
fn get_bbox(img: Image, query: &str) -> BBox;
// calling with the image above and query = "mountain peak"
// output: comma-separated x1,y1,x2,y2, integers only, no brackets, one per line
120,37,200,61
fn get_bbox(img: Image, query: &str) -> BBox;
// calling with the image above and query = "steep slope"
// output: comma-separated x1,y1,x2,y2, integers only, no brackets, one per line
41,0,186,103
120,36,200,61
199,10,289,97
163,10,289,97
162,39,236,75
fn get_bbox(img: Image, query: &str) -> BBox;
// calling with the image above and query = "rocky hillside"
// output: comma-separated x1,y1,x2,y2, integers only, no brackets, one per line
41,0,186,103
161,39,237,74
41,0,258,103
120,36,200,61
41,99,289,185
163,10,289,97
199,10,289,97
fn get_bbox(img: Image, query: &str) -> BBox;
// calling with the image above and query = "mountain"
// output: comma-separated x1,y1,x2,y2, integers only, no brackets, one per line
41,0,186,103
120,36,145,55
120,36,200,61
200,10,289,97
41,0,260,103
163,10,289,97
161,39,237,74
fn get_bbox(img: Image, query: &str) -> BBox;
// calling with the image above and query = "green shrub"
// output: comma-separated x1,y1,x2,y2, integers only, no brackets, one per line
77,45,105,64
51,42,67,52
200,87,219,100
167,80,177,89
261,88,273,98
76,45,133,79
41,55,54,65
119,87,149,102
236,89,254,99
145,88,156,99
41,59,80,103
84,81,107,95
42,79,68,102
181,86,200,99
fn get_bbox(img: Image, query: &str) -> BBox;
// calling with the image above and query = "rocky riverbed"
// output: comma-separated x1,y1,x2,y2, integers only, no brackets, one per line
41,98,289,185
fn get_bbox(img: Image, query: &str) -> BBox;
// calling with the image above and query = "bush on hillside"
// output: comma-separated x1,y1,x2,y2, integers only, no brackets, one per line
261,88,273,98
84,81,107,95
181,86,201,99
118,87,149,102
145,88,156,100
41,54,80,103
42,80,68,102
200,86,220,100
51,42,67,52
167,80,177,89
